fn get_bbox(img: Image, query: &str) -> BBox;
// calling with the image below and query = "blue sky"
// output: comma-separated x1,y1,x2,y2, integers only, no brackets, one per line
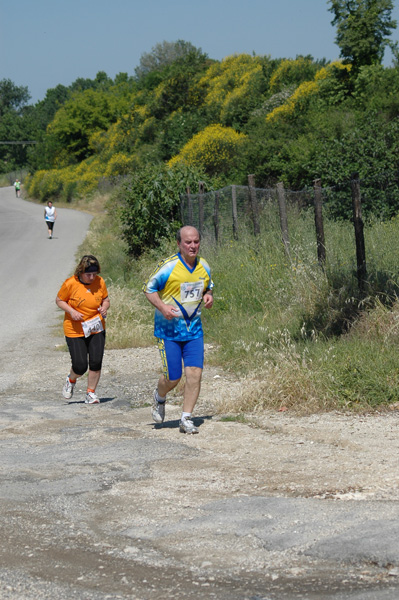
1,0,398,104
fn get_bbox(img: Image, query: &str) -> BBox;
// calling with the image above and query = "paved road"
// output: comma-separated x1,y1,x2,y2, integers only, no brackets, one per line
0,186,399,599
0,187,92,391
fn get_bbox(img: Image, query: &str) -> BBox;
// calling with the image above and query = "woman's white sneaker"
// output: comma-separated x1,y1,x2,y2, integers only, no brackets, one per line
62,376,75,399
85,391,100,404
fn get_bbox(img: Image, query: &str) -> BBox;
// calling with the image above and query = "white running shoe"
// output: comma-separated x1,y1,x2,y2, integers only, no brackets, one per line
151,390,165,423
85,391,100,404
179,418,199,434
62,376,75,399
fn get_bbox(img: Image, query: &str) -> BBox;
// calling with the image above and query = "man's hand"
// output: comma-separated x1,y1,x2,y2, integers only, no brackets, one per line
203,292,213,309
161,304,180,320
144,291,179,320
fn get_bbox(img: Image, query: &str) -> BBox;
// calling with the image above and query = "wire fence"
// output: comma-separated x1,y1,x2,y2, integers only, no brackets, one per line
180,184,316,243
180,173,399,291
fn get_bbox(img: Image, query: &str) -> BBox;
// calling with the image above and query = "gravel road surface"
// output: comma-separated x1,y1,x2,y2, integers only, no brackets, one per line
1,186,399,599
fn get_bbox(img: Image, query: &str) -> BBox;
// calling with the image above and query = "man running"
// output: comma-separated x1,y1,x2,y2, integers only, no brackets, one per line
143,226,214,434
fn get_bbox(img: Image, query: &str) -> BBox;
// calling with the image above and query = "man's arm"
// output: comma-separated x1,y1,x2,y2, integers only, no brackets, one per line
203,289,213,309
144,291,179,320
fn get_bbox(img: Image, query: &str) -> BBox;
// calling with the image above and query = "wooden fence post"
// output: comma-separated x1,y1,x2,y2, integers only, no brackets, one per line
198,181,205,236
213,192,220,244
350,173,367,291
180,195,185,225
276,181,290,257
232,184,238,240
186,186,193,225
313,178,326,265
248,174,260,236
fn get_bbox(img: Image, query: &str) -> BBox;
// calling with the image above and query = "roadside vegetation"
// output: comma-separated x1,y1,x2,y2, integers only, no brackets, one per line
3,1,399,414
76,191,399,414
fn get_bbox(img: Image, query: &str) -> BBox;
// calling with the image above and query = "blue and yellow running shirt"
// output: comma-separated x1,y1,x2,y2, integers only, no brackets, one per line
143,252,214,341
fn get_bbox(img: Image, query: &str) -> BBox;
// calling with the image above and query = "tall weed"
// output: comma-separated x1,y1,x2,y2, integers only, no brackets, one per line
77,194,399,412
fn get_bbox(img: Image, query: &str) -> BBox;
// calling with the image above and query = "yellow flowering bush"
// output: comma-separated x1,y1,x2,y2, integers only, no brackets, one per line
267,80,318,122
168,124,247,175
104,153,136,177
26,169,62,201
269,57,319,93
25,158,107,202
198,54,265,124
267,61,351,123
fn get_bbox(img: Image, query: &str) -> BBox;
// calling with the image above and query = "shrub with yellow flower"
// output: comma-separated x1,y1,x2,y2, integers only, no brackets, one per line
168,124,248,176
267,61,351,123
198,54,266,125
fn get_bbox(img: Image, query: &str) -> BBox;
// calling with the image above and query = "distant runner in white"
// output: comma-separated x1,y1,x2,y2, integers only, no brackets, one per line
44,200,57,239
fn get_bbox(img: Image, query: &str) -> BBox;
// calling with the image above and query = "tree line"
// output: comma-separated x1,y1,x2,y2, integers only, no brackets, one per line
1,1,399,254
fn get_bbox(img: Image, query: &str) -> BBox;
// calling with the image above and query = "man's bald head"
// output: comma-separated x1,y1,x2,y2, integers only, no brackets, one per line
176,226,201,243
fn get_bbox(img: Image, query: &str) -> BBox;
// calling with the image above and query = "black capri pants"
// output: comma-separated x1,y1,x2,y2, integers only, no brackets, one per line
65,331,106,375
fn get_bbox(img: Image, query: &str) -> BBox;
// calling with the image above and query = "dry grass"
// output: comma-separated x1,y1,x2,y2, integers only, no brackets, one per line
105,284,153,349
50,284,153,350
212,352,335,416
349,298,399,343
40,190,399,415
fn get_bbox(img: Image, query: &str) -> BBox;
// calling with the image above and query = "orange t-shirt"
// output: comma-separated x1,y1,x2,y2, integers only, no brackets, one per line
57,275,109,338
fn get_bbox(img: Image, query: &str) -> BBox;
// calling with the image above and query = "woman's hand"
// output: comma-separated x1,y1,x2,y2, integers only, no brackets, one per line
98,305,108,318
98,296,110,318
69,308,84,321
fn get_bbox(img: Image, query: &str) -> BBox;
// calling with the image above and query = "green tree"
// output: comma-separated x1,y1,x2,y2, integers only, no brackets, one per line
134,40,207,80
117,163,214,256
0,79,37,172
34,84,71,129
45,88,128,166
328,0,397,72
0,79,30,117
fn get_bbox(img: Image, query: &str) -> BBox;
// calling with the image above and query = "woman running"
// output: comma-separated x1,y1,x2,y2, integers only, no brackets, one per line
44,201,57,239
56,255,110,404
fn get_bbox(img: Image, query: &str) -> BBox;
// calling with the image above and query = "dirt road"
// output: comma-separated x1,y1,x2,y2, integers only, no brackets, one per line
1,187,399,599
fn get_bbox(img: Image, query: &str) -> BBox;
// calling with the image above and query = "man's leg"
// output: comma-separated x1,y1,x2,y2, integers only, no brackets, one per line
179,366,202,434
152,375,180,424
158,373,180,397
152,339,183,424
182,366,202,413
179,337,204,434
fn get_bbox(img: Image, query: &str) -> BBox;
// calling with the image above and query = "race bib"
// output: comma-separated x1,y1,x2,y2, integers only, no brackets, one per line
180,281,204,304
82,315,104,338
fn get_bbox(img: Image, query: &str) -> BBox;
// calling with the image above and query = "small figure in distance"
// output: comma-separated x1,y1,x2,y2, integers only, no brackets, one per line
55,255,110,405
14,179,21,197
143,225,214,434
44,200,57,239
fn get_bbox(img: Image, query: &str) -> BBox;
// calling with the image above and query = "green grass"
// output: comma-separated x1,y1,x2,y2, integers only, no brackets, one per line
219,415,249,423
75,195,399,414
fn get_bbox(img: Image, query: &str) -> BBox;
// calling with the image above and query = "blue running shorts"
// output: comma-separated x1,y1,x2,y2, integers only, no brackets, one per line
156,337,204,381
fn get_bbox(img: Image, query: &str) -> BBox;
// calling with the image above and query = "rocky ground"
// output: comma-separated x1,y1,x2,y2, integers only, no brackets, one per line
1,186,399,599
1,339,399,600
